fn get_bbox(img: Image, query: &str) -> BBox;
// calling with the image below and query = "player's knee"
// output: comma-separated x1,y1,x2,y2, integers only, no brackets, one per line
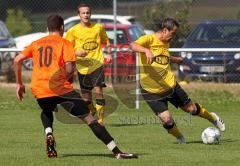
191,103,201,115
161,116,174,128
157,111,171,123
161,117,172,125
96,98,105,106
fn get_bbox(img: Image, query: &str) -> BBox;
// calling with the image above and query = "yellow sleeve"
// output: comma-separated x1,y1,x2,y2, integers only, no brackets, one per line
99,24,110,45
135,35,150,48
65,28,75,45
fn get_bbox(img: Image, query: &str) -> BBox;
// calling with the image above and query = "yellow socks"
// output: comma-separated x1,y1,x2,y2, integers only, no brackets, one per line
96,104,104,124
96,98,105,124
197,104,216,123
86,101,104,124
87,102,96,116
163,123,182,138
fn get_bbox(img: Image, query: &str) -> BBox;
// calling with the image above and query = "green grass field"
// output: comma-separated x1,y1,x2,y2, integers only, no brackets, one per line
0,83,239,166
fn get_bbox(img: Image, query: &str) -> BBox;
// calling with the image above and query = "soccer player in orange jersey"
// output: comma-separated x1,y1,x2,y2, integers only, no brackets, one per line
65,3,112,124
14,14,137,159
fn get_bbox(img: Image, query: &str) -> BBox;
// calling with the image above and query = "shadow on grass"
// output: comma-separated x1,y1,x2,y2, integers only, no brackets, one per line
108,123,161,127
61,153,113,158
108,123,143,127
60,152,148,158
180,140,203,144
219,138,238,143
181,138,238,144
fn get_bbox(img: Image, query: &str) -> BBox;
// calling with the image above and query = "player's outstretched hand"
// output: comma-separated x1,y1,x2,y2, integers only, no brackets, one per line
105,54,112,63
145,50,154,64
17,84,25,101
170,56,183,64
75,50,88,57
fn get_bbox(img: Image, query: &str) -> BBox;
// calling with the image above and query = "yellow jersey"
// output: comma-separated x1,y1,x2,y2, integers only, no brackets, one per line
135,34,176,94
65,23,109,74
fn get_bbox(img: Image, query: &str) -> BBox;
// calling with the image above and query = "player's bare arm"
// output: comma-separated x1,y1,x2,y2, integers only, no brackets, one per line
75,50,88,57
130,42,154,64
14,54,28,101
170,56,183,64
65,61,76,83
105,44,112,63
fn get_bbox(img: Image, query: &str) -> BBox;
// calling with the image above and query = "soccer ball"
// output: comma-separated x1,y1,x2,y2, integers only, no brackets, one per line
201,127,221,144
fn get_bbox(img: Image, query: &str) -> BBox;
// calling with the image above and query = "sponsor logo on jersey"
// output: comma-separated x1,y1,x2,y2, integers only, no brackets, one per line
82,41,99,51
154,55,169,65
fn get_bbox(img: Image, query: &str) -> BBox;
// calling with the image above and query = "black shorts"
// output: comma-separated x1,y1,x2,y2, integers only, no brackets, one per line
141,83,191,115
78,66,106,90
37,91,89,118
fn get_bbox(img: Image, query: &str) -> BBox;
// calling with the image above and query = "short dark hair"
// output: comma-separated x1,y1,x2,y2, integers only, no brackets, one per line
77,3,91,14
47,14,64,32
155,18,179,31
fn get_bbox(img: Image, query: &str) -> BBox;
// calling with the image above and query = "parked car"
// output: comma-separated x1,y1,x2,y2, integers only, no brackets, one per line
64,15,153,34
0,20,16,81
15,15,146,70
178,20,240,82
103,23,144,80
15,14,152,49
15,15,137,49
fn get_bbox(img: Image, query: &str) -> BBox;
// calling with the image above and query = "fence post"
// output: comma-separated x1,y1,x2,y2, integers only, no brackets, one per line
113,0,117,83
135,52,140,109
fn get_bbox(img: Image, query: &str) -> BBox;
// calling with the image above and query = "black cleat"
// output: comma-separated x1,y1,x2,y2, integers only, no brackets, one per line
115,152,138,159
46,134,57,158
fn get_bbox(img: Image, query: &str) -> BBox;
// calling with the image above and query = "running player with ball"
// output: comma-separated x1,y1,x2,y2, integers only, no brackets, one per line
130,18,225,144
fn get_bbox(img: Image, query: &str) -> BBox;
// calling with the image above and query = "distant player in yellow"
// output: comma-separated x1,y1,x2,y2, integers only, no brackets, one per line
130,18,225,144
65,3,112,124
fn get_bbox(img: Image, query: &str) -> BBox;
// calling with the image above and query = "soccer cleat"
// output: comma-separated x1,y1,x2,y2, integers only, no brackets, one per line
115,153,138,159
211,112,225,132
46,134,57,158
177,135,186,144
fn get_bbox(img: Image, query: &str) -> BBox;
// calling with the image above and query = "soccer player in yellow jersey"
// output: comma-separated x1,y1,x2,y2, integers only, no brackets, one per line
65,3,111,125
130,18,225,144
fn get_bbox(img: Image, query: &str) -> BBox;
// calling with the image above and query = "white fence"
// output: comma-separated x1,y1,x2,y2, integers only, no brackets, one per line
1,48,240,109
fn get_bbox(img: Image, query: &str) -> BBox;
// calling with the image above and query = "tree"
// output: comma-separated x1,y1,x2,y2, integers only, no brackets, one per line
5,8,32,37
143,0,192,47
237,10,240,19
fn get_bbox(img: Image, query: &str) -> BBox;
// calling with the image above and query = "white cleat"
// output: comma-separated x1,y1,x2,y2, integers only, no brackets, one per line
115,153,138,159
177,135,186,144
211,112,225,132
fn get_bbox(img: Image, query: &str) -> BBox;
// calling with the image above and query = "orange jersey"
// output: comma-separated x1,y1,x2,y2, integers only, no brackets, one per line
21,34,76,98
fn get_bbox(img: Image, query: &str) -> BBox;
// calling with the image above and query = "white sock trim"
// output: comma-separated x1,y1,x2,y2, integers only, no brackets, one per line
45,127,53,135
107,140,117,151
